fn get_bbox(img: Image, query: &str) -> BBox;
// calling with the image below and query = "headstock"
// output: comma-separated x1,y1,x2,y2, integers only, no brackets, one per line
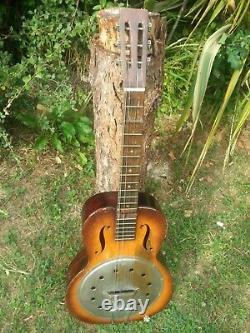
116,8,151,91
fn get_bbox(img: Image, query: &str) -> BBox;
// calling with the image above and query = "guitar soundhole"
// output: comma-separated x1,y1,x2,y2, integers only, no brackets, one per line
99,275,104,280
147,282,152,286
129,268,134,272
91,297,96,301
141,273,146,277
114,268,118,273
91,286,96,291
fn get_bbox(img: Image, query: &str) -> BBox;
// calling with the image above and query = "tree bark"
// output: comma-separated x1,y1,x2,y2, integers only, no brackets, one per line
89,8,166,193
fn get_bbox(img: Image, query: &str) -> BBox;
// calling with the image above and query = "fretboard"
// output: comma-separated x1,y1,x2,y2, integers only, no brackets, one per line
115,92,145,241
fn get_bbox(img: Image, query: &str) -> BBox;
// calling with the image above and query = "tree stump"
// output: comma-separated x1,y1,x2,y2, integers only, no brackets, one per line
89,8,166,193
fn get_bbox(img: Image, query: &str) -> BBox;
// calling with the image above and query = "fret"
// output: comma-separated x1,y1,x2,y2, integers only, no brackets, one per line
118,202,138,205
126,120,143,123
117,217,135,221
124,133,143,136
117,218,136,223
120,173,140,177
123,144,141,148
121,165,141,168
116,227,136,230
120,181,139,184
124,87,145,92
122,156,141,158
115,237,135,240
120,189,138,192
125,105,144,108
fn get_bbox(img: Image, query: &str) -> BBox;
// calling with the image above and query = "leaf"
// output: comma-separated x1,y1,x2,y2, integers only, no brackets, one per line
34,136,48,151
207,0,225,27
224,95,250,168
187,0,218,38
100,0,106,8
17,114,37,128
60,121,76,142
78,152,88,166
22,74,32,85
52,135,64,153
144,0,156,12
182,25,231,154
155,0,183,12
186,61,245,192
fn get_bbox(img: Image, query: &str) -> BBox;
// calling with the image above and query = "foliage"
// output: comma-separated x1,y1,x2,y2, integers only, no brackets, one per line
155,0,249,189
0,0,249,178
0,0,100,162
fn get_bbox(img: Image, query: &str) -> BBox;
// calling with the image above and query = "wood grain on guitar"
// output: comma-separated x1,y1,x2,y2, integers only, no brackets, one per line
66,8,172,323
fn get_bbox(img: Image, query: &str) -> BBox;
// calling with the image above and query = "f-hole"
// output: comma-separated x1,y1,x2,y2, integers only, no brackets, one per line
142,224,151,250
96,225,109,254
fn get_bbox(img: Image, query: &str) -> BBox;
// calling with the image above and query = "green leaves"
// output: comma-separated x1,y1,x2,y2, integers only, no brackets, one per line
22,74,32,85
52,135,64,153
78,152,88,166
144,0,156,12
192,25,230,122
186,58,246,192
226,30,250,70
60,121,76,143
181,25,231,153
34,136,48,151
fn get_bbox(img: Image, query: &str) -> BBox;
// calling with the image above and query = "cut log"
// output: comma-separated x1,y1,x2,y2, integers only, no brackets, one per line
89,8,166,193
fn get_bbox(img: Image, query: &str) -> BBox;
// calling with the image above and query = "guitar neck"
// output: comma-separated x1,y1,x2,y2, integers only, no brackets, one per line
116,91,145,240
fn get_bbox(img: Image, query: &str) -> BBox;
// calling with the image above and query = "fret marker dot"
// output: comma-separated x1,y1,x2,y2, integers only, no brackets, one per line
130,150,134,153
128,185,131,189
129,169,132,173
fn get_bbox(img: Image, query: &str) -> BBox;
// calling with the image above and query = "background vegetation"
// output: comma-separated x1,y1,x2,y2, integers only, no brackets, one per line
0,1,249,332
1,0,249,180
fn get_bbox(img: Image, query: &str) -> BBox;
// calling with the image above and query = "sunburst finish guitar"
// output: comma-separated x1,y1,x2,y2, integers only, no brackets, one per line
66,8,172,323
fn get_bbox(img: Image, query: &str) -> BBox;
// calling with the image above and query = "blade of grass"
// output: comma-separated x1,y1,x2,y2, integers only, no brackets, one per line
187,0,218,40
224,95,250,169
182,25,231,154
186,62,246,192
230,0,250,31
207,0,225,27
186,0,208,17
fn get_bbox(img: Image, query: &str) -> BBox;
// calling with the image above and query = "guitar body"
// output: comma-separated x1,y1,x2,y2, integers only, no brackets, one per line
66,192,172,323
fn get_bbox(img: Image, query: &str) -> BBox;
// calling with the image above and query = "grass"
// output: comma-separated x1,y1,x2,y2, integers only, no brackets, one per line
0,128,249,333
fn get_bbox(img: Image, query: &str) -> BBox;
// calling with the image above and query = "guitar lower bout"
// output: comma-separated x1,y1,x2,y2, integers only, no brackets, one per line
66,192,173,323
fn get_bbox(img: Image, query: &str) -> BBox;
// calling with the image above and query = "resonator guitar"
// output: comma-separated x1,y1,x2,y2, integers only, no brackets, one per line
66,7,172,323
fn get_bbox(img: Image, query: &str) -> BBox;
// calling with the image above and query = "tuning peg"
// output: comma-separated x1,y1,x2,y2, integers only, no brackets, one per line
147,56,151,63
148,22,152,32
115,24,120,32
147,40,152,46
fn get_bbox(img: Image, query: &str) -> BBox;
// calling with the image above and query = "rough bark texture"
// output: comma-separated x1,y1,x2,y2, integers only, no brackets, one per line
89,8,166,193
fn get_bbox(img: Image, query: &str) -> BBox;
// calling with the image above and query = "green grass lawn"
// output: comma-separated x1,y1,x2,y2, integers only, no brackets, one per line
0,130,249,333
